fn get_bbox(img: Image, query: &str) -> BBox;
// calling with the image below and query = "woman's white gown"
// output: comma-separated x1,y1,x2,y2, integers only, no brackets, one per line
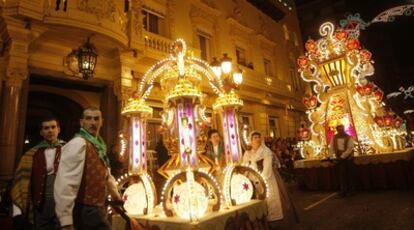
243,144,283,221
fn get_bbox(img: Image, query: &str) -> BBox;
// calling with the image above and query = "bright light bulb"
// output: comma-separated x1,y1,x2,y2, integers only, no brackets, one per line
221,53,232,74
83,61,90,69
221,61,232,74
232,70,243,85
212,66,222,79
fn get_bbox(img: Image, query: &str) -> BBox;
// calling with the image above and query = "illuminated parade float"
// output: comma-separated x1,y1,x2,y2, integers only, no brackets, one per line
296,22,407,159
112,39,269,228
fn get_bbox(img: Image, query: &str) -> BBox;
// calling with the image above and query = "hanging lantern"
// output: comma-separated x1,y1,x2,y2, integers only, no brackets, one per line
77,38,97,80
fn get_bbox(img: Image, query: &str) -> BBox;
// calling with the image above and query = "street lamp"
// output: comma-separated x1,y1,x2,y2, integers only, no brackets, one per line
211,53,243,90
232,65,243,86
220,53,232,75
210,57,222,79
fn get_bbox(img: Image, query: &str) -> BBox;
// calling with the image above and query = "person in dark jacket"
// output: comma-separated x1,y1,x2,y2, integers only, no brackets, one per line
11,117,65,230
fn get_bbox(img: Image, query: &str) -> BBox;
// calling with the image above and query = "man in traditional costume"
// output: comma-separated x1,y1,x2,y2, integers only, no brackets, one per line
242,131,298,229
11,117,65,229
328,124,355,197
54,107,122,230
204,129,225,167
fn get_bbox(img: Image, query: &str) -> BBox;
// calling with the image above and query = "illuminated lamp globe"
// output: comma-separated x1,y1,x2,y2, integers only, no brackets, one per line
210,57,222,79
232,66,243,85
221,53,232,74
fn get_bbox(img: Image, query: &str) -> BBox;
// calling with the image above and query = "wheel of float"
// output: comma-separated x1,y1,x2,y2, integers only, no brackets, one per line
114,173,157,215
160,170,222,218
222,165,268,206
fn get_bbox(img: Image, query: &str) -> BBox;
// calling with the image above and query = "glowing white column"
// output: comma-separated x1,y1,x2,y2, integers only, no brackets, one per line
176,99,198,167
221,108,242,164
129,116,147,173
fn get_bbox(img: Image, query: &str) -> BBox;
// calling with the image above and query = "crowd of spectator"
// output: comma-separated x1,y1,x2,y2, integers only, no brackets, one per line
265,137,300,183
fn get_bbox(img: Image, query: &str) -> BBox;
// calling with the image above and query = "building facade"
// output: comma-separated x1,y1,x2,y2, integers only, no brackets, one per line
0,0,305,181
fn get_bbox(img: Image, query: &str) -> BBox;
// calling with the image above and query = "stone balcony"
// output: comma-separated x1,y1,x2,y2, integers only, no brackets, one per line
143,31,172,54
2,0,129,45
140,30,200,65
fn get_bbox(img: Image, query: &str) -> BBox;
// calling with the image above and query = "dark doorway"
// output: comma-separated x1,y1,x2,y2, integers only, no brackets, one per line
23,91,83,152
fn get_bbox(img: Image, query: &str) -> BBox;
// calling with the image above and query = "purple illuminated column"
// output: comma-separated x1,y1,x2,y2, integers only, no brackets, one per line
221,108,242,164
128,116,147,174
175,99,198,167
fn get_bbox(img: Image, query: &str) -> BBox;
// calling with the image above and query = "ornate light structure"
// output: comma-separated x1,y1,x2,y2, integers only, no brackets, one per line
121,98,153,174
76,37,97,80
115,98,156,216
115,39,268,221
297,22,407,157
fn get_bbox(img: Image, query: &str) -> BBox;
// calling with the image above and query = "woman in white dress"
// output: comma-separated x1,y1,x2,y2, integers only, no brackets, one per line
242,131,298,229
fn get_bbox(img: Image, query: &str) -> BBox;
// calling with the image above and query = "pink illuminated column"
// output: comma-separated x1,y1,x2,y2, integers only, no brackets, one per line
221,108,242,164
128,116,148,174
175,99,198,167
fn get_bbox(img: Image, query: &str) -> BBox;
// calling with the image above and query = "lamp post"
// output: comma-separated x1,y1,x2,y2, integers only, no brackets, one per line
211,54,244,165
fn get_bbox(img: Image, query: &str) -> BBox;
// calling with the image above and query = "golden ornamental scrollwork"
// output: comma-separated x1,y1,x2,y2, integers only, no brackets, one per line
63,50,82,78
130,0,144,37
77,0,127,32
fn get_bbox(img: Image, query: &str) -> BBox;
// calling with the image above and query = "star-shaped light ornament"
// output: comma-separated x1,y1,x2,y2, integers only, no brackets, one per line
172,182,209,220
174,194,180,204
122,183,148,215
230,174,253,205
242,182,249,191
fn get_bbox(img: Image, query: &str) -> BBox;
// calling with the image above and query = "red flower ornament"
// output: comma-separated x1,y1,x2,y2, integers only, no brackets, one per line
305,39,317,53
346,38,360,50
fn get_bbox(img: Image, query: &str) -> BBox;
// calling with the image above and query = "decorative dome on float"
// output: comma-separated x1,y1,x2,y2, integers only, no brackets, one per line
296,22,407,159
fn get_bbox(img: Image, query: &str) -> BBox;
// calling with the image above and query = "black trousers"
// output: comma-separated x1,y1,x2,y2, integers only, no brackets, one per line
73,203,110,230
338,159,356,195
34,197,59,230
